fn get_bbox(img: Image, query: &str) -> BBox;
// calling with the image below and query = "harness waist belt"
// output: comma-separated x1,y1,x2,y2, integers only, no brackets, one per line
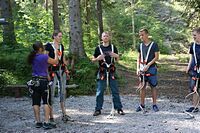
32,76,48,79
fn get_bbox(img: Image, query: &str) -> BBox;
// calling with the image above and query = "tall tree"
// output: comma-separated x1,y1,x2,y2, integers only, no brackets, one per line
96,0,103,42
69,0,86,58
84,0,91,45
176,0,200,27
52,0,60,30
131,0,136,50
0,0,17,46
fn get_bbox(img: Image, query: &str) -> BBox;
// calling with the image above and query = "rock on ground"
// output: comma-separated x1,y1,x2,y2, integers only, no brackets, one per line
1,95,200,133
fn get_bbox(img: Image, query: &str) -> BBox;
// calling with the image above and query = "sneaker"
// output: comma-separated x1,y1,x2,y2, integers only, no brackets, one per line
64,115,74,122
136,105,145,112
49,118,57,128
93,110,101,116
117,109,125,115
186,107,199,113
43,122,54,130
35,122,43,128
153,105,159,112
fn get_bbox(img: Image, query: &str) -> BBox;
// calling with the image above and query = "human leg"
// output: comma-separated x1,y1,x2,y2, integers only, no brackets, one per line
33,105,40,122
136,83,146,112
32,85,42,123
93,80,106,116
95,80,106,110
109,78,123,110
186,76,199,112
151,87,157,105
147,67,159,112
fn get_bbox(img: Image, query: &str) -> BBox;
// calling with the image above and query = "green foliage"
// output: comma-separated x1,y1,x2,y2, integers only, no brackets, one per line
69,58,98,95
0,71,17,89
13,1,53,46
0,48,31,84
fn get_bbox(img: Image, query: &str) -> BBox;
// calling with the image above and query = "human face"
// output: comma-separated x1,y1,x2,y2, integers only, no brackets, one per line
139,31,148,42
101,33,110,43
54,32,62,43
192,31,200,43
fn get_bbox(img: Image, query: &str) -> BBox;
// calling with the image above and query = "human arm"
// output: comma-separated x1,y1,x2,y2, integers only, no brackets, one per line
91,54,105,62
186,54,192,73
143,51,159,72
109,52,119,61
136,52,141,75
48,49,58,65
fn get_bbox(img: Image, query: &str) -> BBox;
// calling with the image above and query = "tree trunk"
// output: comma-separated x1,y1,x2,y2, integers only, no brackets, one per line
85,0,91,46
96,0,103,42
52,0,60,30
0,0,17,46
131,0,136,50
69,0,86,58
45,0,48,12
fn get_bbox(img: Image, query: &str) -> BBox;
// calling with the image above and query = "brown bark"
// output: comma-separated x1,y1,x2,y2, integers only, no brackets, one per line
0,0,17,46
69,0,86,58
96,0,103,42
52,0,60,30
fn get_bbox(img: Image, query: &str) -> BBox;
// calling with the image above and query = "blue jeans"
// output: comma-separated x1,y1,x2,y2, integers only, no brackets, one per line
95,75,123,111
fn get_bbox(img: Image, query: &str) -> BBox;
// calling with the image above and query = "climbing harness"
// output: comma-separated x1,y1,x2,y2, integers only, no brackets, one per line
137,42,154,92
136,42,154,115
98,44,116,119
183,43,200,119
27,77,52,109
49,43,72,122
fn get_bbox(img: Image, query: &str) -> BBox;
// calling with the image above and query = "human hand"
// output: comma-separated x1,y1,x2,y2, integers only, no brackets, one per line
97,54,105,61
136,69,140,76
143,65,149,72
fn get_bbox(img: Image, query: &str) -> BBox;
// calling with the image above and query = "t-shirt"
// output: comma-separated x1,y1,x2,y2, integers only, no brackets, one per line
32,54,48,77
93,44,118,67
138,42,159,67
189,42,200,68
45,42,64,64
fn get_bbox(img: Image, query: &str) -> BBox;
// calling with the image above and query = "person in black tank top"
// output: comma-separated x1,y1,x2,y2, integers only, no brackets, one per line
45,30,71,122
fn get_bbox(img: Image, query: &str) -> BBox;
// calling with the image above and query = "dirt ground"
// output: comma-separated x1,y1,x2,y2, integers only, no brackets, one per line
1,58,199,133
118,58,189,101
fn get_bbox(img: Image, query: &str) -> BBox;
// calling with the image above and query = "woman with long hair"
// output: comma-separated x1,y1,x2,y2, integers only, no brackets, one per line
27,41,58,129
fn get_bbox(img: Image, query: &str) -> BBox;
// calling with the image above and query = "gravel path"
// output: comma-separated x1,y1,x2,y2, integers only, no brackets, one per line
1,95,200,133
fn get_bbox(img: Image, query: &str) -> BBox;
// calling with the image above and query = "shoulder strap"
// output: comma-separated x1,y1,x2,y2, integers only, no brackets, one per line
193,42,197,65
98,44,114,68
140,42,154,63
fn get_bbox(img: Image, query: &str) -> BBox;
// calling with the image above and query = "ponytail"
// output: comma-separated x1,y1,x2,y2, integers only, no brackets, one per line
27,41,43,65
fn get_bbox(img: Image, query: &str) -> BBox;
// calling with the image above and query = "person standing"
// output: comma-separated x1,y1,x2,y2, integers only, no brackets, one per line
92,31,125,116
27,41,58,129
136,28,160,112
185,27,200,113
45,30,70,122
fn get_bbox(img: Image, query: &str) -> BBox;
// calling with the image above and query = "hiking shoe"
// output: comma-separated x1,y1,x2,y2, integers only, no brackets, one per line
49,118,57,128
35,122,43,128
117,109,125,115
93,110,101,116
153,105,159,112
186,107,199,113
62,115,70,122
136,105,145,112
43,122,55,130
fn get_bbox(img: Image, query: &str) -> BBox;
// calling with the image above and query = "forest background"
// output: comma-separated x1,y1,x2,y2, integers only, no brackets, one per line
0,0,200,96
